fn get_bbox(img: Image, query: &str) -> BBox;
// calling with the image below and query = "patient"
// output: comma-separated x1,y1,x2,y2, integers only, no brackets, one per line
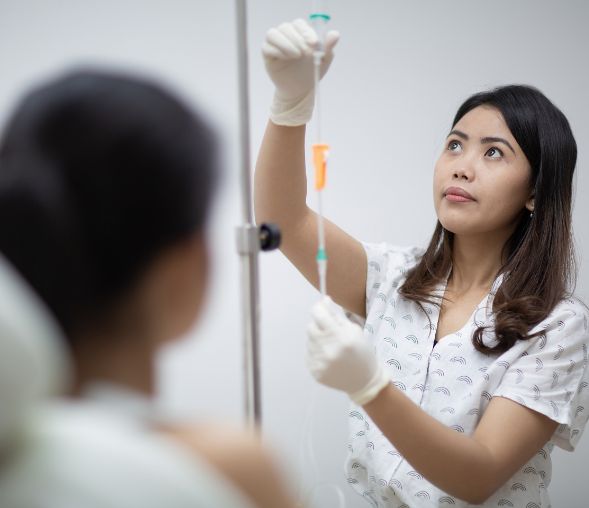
0,70,295,508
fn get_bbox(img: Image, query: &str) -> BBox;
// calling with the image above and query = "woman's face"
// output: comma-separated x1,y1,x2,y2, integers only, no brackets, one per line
433,105,534,238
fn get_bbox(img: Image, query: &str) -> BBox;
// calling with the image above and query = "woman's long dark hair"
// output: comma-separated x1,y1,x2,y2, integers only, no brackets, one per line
399,85,577,353
0,70,217,338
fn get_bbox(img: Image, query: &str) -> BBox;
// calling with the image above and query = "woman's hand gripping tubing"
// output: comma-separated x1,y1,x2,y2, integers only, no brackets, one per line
306,297,390,405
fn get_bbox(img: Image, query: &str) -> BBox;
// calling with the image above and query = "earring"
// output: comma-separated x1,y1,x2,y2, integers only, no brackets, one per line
529,211,534,219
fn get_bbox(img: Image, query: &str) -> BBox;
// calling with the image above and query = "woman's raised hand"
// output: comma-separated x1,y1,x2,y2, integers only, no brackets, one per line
262,19,339,126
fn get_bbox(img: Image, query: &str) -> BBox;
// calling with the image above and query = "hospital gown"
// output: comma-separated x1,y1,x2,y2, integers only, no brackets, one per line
345,243,589,508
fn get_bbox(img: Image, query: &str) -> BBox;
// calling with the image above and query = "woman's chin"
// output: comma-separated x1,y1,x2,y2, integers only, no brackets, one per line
438,218,480,237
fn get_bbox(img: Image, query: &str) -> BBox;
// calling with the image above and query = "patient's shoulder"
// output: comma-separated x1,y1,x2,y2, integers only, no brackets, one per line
165,422,269,477
159,421,294,508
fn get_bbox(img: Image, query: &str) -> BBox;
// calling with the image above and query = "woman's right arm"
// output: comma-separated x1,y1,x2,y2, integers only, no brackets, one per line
254,20,367,317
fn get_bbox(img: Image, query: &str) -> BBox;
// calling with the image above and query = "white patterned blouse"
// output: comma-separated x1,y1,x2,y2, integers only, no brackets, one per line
345,242,589,508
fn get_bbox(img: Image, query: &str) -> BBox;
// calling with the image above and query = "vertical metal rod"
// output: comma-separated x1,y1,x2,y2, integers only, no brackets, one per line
235,0,262,426
235,0,253,223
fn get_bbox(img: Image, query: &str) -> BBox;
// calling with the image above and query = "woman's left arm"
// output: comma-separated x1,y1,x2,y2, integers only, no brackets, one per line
307,298,563,504
363,385,557,504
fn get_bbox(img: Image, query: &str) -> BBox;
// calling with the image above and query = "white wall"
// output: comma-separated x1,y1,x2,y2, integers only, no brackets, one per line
0,1,587,507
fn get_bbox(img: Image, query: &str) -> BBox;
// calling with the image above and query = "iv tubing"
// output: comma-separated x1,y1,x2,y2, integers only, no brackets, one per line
313,51,328,297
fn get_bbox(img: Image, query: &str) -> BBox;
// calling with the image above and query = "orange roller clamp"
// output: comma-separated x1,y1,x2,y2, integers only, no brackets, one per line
312,143,330,190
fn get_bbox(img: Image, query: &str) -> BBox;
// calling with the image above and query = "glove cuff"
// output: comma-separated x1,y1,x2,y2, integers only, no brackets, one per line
349,366,390,406
269,90,315,126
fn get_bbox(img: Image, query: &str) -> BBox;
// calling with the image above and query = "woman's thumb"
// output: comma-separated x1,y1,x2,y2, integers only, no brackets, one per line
324,30,340,54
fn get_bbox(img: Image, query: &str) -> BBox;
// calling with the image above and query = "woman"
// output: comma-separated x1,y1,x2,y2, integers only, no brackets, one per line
255,20,589,507
0,70,296,508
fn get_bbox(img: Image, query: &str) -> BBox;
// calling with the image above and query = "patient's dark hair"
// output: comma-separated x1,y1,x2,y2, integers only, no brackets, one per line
0,70,217,337
399,84,577,353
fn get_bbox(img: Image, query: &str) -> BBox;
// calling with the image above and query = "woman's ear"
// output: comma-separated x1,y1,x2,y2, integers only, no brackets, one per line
525,193,535,213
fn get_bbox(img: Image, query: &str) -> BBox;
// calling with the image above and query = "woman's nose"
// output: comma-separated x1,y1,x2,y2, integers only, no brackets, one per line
452,167,471,181
449,149,477,181
451,157,476,181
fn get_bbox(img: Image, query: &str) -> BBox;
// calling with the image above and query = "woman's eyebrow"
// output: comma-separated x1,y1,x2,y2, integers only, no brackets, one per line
447,129,516,155
447,129,468,140
481,136,516,154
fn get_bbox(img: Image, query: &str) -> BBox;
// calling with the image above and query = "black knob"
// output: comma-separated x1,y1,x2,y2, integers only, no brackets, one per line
259,223,281,251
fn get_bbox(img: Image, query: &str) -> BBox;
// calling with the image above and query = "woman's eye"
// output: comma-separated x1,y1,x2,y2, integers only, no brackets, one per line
447,140,462,152
486,146,504,159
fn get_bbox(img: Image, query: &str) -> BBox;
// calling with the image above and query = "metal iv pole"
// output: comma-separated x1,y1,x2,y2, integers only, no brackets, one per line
234,0,281,427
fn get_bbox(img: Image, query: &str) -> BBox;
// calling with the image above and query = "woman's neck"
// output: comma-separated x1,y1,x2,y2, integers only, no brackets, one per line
449,232,507,293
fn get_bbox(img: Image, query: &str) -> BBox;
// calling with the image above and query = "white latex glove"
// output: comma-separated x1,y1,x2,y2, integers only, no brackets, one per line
262,18,340,126
306,297,390,406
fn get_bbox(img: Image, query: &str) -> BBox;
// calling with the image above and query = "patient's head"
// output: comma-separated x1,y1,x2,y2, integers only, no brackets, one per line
0,70,218,388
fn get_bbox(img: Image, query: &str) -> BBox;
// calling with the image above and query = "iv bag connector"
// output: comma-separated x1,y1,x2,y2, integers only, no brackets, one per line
309,13,331,22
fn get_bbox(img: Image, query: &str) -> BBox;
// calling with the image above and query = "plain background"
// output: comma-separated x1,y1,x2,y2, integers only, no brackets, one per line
0,1,587,506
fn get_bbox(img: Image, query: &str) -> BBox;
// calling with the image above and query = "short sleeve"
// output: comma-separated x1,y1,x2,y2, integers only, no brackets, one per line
492,302,589,451
362,242,423,315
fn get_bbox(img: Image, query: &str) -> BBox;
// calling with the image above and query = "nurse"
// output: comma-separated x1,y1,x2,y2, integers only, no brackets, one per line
255,20,589,507
0,70,296,508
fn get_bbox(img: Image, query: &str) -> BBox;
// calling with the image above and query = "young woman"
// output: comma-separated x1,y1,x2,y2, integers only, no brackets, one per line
255,20,589,507
0,70,296,508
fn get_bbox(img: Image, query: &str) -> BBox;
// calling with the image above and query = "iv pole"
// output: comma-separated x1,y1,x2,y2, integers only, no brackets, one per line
234,0,281,427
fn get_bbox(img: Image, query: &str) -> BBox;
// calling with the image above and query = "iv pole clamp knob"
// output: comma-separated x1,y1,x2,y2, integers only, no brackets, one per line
259,223,281,251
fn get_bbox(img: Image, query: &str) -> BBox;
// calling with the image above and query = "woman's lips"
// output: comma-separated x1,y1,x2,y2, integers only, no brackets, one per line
446,194,474,202
444,186,475,202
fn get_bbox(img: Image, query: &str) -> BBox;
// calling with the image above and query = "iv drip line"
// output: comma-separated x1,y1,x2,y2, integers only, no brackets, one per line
310,8,330,297
298,9,347,508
